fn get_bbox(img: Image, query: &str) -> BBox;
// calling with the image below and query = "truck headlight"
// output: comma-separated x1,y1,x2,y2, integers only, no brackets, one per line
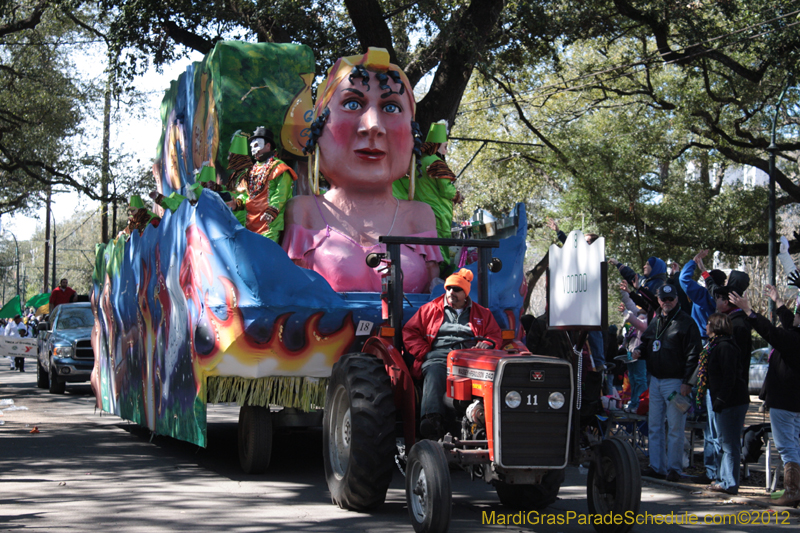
505,390,521,408
53,346,73,358
548,392,565,409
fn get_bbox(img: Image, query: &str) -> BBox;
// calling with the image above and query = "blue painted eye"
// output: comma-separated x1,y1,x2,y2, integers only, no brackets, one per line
383,102,401,114
344,100,361,111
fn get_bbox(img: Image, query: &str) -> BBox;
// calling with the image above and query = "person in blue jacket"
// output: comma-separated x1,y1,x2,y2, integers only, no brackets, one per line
679,249,727,339
609,256,667,320
679,248,728,485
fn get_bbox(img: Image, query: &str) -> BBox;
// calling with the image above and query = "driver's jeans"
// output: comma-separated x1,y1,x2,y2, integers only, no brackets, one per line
421,348,452,419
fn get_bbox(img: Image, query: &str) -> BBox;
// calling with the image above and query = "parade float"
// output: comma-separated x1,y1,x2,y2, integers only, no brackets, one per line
91,42,638,533
90,41,525,450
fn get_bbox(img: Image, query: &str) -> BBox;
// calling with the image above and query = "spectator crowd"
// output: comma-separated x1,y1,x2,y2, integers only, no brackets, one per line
524,221,800,506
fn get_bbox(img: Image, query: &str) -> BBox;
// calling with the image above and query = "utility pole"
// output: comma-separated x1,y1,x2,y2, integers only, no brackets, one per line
767,78,792,325
101,71,112,244
51,213,57,292
43,188,51,293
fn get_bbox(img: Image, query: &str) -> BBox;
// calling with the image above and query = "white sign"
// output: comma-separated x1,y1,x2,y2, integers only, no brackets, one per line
548,230,606,330
0,336,37,359
355,320,374,336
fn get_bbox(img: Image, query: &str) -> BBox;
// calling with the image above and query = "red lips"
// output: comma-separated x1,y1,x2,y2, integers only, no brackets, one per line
354,148,386,161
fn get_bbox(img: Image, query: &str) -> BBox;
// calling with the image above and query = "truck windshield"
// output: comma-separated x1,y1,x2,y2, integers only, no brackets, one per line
56,308,94,330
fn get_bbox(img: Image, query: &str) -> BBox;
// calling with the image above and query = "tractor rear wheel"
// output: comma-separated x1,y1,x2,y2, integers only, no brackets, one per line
323,352,396,511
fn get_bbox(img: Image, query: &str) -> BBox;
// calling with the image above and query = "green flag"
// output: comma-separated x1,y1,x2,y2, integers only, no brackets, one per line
25,293,50,309
0,295,22,319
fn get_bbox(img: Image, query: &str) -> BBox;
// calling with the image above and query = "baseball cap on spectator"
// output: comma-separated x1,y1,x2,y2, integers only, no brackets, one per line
656,283,677,300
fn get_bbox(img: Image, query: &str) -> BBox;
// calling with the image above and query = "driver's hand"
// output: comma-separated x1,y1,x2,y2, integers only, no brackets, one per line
475,341,492,349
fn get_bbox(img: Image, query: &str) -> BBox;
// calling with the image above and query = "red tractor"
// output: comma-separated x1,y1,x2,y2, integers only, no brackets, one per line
322,236,641,533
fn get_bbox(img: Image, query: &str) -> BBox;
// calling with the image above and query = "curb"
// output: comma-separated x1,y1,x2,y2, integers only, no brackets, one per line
642,475,800,516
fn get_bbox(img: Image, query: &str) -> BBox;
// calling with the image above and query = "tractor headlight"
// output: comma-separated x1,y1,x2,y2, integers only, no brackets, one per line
505,390,521,409
548,392,566,410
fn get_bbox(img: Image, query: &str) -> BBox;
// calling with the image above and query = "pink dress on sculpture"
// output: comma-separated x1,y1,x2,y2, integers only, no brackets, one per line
282,198,442,293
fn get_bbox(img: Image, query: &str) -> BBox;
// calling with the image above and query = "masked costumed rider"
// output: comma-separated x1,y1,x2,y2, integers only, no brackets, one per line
403,268,502,439
226,127,297,242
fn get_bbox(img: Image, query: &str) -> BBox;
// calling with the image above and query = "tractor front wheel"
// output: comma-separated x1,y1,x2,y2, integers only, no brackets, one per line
406,440,452,533
587,438,641,533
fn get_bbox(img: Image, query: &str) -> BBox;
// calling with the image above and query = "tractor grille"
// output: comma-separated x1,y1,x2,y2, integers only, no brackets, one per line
74,340,94,360
494,357,573,468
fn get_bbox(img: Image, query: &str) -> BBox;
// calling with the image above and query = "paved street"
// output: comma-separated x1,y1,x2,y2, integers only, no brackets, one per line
1,368,799,532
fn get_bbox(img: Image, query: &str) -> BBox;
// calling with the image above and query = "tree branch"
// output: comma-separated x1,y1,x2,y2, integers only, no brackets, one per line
413,0,505,131
486,71,580,177
597,210,800,257
163,20,214,54
0,0,48,38
612,0,768,82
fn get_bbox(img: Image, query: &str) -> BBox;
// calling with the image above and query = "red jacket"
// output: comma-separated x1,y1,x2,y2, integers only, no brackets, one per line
49,286,76,309
403,295,502,379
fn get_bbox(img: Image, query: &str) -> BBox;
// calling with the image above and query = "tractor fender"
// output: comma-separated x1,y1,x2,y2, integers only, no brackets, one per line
363,336,416,447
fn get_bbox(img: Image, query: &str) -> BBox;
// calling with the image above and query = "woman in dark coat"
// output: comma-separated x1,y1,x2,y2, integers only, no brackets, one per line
731,287,800,507
705,312,750,495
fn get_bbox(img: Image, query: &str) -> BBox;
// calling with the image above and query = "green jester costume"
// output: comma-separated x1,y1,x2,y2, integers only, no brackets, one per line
392,121,458,266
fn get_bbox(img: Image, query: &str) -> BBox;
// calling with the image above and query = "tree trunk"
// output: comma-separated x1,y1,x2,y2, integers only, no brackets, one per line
523,253,548,314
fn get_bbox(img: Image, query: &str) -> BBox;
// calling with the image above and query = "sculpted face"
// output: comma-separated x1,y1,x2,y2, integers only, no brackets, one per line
317,72,414,191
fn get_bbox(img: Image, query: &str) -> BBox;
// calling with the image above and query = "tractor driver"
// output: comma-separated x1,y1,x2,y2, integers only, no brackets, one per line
403,268,502,439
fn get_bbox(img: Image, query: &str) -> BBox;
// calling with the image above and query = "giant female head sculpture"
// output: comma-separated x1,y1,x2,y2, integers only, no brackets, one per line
304,48,422,196
282,48,440,293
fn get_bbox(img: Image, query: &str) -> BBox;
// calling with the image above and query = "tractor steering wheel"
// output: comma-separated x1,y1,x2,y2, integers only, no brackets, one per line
472,336,497,349
436,336,497,350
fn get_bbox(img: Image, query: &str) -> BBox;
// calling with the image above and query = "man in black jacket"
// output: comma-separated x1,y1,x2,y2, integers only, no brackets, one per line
634,283,702,481
731,287,800,507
